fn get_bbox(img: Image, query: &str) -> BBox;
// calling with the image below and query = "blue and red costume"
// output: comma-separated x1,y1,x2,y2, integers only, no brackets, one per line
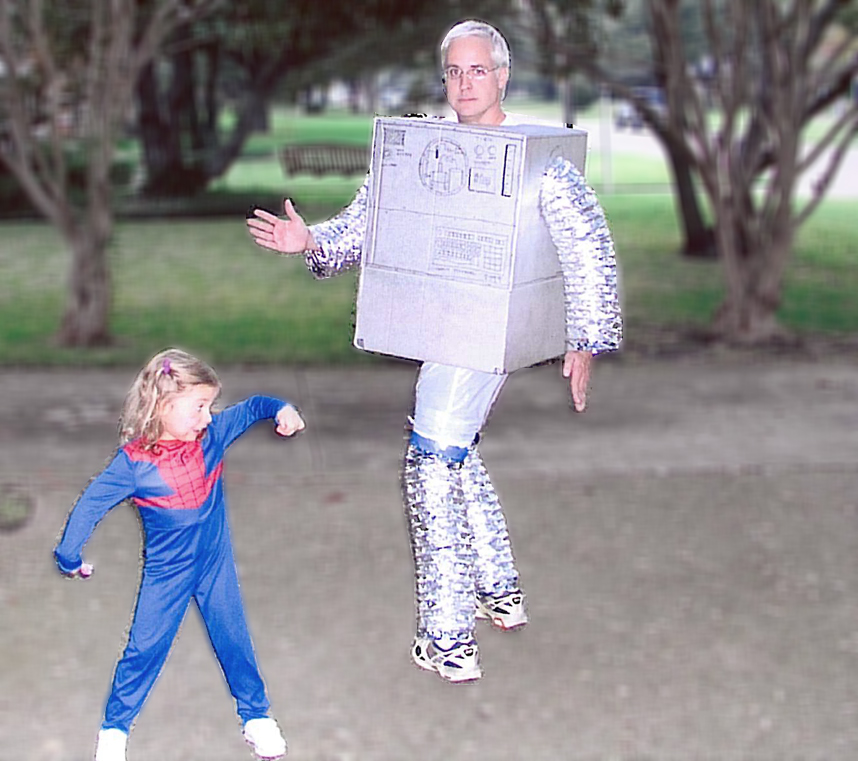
54,395,288,733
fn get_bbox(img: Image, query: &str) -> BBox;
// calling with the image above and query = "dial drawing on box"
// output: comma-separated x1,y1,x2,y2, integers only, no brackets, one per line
474,144,499,159
419,138,468,195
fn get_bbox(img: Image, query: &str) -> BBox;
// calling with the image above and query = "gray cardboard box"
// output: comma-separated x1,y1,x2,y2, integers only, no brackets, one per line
354,116,588,374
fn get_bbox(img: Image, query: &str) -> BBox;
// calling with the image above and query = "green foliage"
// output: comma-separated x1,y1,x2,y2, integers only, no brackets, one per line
0,194,855,366
596,0,720,82
241,109,374,152
0,143,137,217
135,0,515,195
784,203,858,330
0,218,356,366
607,195,722,337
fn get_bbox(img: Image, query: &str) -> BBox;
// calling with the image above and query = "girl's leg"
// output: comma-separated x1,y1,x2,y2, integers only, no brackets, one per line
194,548,269,724
103,571,192,732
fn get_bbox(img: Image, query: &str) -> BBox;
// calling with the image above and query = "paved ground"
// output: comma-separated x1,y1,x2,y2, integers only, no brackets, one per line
1,353,857,761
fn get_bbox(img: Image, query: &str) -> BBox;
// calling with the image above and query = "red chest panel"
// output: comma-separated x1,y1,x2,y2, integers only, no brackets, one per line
124,439,223,510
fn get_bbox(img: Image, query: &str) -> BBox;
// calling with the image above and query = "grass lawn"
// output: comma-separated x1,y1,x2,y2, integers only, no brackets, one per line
211,100,673,198
0,103,855,366
1,196,855,367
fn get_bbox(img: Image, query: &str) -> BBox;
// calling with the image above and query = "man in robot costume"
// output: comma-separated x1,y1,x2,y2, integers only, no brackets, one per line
247,19,622,683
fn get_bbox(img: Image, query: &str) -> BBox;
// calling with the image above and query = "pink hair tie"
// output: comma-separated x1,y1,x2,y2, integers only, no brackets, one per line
160,359,172,377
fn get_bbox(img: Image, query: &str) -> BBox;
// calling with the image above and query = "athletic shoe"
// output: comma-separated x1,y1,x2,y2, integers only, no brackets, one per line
243,718,287,759
476,590,528,630
410,637,482,683
95,728,128,761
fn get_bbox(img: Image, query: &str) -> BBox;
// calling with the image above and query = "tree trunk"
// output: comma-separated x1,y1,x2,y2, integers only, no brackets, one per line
136,62,177,191
57,221,113,347
711,213,792,344
171,35,203,155
202,43,220,134
136,60,208,196
663,138,716,259
56,152,115,347
712,291,785,344
248,98,269,132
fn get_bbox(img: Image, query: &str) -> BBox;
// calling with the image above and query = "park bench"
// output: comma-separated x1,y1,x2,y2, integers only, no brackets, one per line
278,143,370,177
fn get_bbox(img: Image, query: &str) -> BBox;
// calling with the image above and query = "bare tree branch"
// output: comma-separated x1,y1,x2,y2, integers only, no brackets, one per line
795,112,858,224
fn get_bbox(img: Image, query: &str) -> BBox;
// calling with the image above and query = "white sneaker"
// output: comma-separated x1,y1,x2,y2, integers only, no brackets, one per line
94,728,127,761
411,637,482,683
243,718,287,759
476,590,528,630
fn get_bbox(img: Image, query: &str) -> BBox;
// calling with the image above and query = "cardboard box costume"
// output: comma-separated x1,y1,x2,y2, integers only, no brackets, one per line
355,117,590,373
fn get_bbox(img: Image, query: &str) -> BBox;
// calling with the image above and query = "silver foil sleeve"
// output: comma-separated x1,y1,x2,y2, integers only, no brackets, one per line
460,444,519,599
304,176,370,279
540,157,623,354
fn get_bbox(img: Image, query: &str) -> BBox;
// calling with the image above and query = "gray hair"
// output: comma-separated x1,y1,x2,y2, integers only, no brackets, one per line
440,20,511,71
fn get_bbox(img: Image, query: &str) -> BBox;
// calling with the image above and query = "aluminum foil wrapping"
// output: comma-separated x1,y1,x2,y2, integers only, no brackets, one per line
403,443,475,643
540,157,623,353
305,176,370,279
460,444,519,599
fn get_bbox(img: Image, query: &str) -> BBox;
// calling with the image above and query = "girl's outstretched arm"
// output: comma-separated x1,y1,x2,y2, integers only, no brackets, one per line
54,451,136,576
209,395,303,451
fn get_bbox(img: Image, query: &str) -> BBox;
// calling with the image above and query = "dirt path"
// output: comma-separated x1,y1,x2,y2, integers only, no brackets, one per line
2,355,858,760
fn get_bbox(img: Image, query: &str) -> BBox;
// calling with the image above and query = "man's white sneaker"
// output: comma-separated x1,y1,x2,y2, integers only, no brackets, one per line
243,718,287,759
411,637,482,683
94,728,128,761
476,590,528,630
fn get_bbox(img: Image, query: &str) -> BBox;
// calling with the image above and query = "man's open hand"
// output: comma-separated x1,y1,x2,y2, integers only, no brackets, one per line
247,199,315,255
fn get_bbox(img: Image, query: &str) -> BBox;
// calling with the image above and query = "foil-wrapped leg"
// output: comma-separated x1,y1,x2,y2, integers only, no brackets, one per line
460,442,520,599
403,441,475,644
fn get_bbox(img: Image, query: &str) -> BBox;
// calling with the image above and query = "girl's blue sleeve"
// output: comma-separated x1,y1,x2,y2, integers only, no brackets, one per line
209,395,291,452
54,451,136,574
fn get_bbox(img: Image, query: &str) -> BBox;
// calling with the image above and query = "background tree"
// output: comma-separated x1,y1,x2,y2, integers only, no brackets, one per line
648,0,857,343
526,0,718,258
134,0,516,196
531,0,858,343
0,0,220,346
526,0,625,125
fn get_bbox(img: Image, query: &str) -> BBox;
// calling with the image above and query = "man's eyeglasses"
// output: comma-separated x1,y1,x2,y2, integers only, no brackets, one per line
442,65,500,83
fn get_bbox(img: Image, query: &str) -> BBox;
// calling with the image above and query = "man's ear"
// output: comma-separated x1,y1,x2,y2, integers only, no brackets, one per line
498,66,510,95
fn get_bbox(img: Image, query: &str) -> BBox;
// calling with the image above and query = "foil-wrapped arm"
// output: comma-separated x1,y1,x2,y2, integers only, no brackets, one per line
304,175,370,279
539,157,623,354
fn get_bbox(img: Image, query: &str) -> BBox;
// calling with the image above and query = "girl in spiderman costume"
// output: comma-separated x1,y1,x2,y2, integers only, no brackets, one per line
54,348,304,761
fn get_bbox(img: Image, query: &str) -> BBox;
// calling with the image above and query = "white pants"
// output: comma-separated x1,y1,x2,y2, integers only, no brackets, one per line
411,362,508,450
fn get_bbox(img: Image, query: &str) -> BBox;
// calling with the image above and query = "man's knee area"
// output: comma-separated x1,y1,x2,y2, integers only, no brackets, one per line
409,431,469,465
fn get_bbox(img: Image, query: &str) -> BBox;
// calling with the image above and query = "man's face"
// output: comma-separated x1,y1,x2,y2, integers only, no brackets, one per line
444,35,508,126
